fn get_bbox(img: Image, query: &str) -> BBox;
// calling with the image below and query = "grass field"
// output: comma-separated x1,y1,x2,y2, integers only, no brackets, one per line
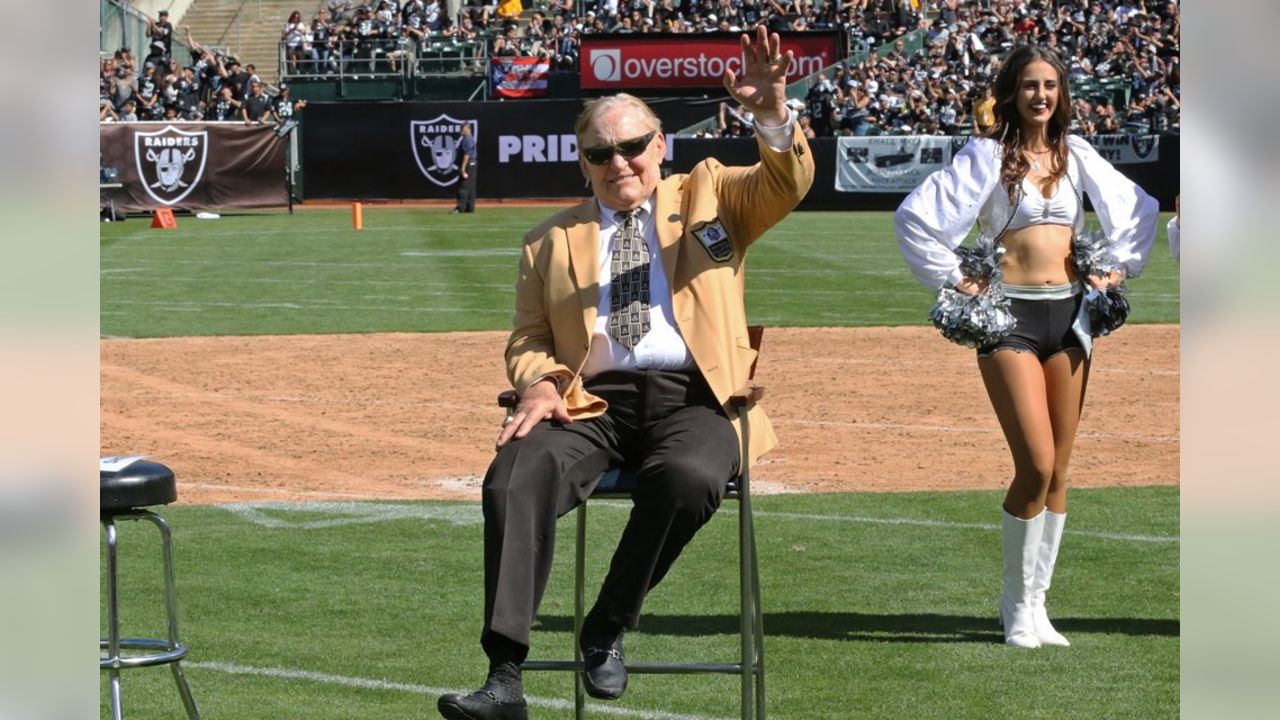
101,487,1178,720
100,206,1179,718
99,208,1180,338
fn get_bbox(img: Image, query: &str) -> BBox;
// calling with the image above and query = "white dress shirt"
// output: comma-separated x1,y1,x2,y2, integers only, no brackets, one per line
579,111,797,378
581,196,695,377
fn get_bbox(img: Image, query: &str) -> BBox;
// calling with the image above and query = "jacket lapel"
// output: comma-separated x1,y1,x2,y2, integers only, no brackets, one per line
654,176,683,300
566,199,601,328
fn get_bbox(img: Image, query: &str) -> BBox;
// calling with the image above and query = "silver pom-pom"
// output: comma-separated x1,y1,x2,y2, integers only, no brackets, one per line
956,233,1006,279
1072,226,1123,277
930,285,1018,348
930,234,1016,348
1074,226,1131,337
1084,286,1130,337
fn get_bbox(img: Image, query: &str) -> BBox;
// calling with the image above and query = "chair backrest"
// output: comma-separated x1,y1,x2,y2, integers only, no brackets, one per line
747,325,763,380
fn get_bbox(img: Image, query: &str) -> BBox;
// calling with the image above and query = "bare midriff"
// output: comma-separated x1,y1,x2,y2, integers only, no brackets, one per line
999,223,1077,286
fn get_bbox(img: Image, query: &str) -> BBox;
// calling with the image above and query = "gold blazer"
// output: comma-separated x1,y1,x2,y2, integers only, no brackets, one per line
506,126,814,463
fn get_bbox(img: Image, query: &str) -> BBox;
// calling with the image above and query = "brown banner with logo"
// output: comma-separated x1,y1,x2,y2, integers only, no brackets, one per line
99,122,287,211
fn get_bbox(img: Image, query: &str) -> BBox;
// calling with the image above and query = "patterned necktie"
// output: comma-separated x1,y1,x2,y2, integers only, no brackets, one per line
607,209,651,350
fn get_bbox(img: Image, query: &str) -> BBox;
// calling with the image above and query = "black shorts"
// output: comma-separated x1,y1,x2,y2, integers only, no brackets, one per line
978,294,1085,361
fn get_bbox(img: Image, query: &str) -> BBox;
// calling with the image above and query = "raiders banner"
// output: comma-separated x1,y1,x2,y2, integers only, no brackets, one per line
1079,134,1161,164
99,122,287,211
834,136,959,193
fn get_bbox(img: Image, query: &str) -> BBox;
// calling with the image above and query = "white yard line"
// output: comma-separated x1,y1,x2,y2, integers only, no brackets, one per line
186,661,732,720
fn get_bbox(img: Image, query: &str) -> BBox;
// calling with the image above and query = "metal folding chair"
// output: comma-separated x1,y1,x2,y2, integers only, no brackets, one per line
503,327,767,719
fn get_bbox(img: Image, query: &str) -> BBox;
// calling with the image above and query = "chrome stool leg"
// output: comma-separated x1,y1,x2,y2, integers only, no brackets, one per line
100,510,200,720
142,512,201,720
104,518,124,720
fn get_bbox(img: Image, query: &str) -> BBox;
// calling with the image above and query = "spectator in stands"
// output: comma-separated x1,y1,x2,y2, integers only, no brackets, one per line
352,5,382,73
145,10,174,70
209,86,242,121
271,84,308,125
119,100,139,123
497,0,524,23
176,66,203,120
550,0,576,21
327,0,356,25
311,9,336,73
717,100,754,137
402,1,431,61
457,13,481,41
283,10,313,75
135,64,161,119
937,87,966,134
492,24,525,56
224,58,249,100
113,47,136,78
242,81,273,125
839,86,872,135
805,73,837,136
110,67,137,114
553,26,579,70
972,83,995,134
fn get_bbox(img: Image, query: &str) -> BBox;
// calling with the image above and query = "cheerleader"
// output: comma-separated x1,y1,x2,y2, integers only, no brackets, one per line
894,45,1158,648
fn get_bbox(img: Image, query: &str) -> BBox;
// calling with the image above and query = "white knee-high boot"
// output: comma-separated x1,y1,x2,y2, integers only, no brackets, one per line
1000,509,1045,648
1030,510,1070,646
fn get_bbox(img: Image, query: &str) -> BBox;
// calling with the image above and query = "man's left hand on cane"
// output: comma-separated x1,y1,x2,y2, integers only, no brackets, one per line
722,24,792,128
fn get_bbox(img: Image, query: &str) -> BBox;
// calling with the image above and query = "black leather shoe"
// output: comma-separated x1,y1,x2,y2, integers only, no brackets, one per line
581,629,627,700
437,663,528,720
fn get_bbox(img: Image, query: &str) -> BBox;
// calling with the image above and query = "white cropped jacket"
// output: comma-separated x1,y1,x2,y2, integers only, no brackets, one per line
893,135,1160,290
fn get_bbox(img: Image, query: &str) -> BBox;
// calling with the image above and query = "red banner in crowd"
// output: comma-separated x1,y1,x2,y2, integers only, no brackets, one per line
99,122,286,211
579,32,839,90
490,57,551,98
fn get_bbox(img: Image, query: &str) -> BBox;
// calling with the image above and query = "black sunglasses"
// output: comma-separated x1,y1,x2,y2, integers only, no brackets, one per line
581,131,657,166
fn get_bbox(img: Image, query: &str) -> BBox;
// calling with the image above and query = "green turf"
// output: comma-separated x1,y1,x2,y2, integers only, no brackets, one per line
99,209,1180,338
100,487,1178,719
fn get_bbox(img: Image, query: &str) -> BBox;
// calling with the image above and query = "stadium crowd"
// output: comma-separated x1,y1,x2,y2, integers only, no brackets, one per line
100,0,1178,137
100,11,305,124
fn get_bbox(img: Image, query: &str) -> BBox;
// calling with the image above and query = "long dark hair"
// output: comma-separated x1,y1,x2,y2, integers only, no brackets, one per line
984,45,1073,203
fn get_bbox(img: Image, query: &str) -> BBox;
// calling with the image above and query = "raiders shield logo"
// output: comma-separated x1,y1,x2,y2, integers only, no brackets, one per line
1130,134,1157,160
134,125,209,206
691,219,733,262
410,115,478,187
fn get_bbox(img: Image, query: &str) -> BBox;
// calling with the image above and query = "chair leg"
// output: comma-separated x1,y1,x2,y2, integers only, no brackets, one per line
574,502,587,720
749,508,766,720
739,495,753,720
737,404,762,717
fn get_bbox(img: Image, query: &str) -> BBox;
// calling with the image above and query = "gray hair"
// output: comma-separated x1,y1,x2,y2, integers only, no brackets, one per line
574,93,662,141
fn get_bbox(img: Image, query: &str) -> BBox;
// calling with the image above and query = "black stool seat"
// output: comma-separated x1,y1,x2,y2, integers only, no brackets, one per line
101,460,177,512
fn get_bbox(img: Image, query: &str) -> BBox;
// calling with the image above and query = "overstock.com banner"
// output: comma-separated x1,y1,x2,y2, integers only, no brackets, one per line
580,32,838,90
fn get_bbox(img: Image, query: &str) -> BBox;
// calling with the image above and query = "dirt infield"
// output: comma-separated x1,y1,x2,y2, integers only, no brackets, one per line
100,326,1179,505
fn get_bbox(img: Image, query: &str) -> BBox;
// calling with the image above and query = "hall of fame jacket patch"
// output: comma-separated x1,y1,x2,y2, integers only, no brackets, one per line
691,218,733,262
